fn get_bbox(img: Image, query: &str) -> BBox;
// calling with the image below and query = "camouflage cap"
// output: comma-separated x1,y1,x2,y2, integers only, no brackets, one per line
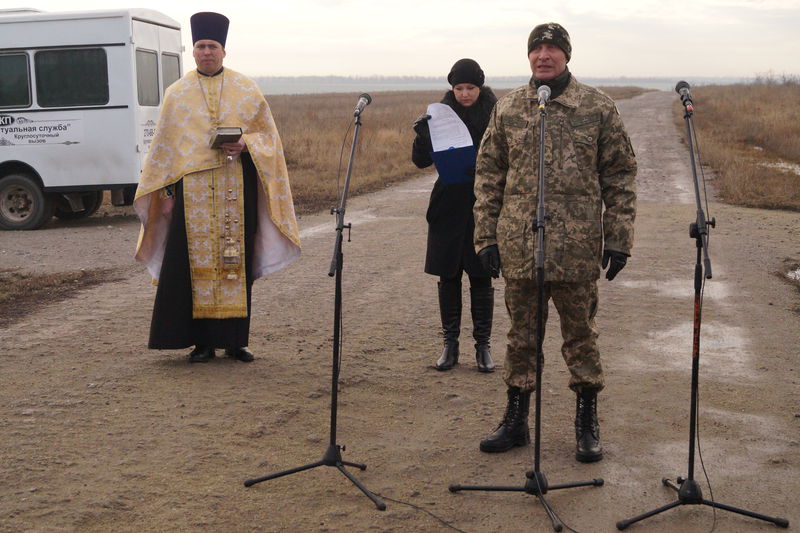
527,23,571,62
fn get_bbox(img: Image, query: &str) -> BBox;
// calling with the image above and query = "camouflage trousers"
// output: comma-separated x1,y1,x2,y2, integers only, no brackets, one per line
502,278,604,393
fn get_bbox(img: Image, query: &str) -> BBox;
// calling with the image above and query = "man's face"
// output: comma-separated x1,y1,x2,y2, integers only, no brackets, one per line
193,39,226,75
528,43,567,82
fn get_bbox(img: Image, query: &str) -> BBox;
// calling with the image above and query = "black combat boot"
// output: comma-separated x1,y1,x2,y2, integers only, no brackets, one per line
479,387,531,452
575,388,603,463
470,286,495,373
435,280,461,370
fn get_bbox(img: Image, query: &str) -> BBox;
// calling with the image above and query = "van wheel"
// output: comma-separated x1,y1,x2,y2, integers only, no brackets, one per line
0,174,55,230
54,191,104,220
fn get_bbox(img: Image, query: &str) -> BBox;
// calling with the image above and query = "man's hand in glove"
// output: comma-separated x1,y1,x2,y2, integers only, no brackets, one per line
478,244,501,278
602,249,629,281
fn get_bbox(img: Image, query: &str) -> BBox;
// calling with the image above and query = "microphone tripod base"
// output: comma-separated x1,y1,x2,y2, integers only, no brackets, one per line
450,470,603,532
616,476,789,530
244,444,386,511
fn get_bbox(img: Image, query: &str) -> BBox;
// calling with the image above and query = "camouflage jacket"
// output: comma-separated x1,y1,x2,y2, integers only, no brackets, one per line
473,76,637,281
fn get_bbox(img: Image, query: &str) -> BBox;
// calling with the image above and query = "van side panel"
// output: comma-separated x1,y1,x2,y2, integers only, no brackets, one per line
0,10,182,191
0,45,138,189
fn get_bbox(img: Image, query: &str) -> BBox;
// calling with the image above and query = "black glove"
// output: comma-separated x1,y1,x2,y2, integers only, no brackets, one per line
602,249,628,281
478,244,501,278
412,114,431,138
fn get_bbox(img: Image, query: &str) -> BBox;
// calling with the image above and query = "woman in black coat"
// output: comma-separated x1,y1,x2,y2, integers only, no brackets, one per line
412,58,498,372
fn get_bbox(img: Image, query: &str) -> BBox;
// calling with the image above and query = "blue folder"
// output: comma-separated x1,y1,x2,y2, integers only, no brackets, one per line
430,145,477,184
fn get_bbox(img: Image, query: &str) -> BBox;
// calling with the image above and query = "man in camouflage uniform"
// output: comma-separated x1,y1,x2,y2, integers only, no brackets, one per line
473,22,636,462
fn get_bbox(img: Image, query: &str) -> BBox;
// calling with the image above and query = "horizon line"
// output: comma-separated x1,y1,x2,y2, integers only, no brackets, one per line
248,74,761,80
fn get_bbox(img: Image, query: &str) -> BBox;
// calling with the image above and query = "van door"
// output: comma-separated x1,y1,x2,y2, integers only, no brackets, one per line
131,18,176,168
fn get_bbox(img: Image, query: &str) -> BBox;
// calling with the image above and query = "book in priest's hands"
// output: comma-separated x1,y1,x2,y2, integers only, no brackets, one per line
209,127,243,149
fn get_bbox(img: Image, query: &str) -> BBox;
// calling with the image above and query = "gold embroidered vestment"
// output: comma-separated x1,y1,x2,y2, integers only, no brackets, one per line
134,68,300,319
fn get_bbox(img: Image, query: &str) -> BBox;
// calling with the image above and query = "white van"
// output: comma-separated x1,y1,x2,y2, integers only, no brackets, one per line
0,8,183,230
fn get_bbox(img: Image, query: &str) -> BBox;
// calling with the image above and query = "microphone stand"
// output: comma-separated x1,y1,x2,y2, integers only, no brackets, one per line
244,107,386,511
616,90,788,530
449,98,603,532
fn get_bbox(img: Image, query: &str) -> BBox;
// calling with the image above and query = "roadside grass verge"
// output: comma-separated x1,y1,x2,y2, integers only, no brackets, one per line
674,76,800,211
0,268,123,327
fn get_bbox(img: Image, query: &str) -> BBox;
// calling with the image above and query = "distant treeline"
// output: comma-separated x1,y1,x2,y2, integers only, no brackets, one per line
254,75,756,95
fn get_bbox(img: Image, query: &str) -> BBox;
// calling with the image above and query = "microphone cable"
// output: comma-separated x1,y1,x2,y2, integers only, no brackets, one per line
333,116,355,377
689,117,718,533
693,259,718,533
372,492,471,533
695,123,714,232
331,105,363,376
335,116,355,211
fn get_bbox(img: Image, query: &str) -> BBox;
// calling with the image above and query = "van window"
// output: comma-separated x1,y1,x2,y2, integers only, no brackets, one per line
136,49,159,106
161,53,181,94
0,54,31,108
35,48,109,107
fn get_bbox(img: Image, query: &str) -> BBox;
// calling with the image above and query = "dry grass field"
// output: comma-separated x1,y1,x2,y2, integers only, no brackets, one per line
675,76,800,211
267,86,652,214
267,81,800,216
267,90,440,215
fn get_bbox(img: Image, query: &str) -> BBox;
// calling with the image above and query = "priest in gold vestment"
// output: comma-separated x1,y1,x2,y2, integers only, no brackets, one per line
134,12,300,363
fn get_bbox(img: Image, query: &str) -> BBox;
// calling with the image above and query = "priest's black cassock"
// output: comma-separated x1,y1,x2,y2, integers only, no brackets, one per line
148,152,259,349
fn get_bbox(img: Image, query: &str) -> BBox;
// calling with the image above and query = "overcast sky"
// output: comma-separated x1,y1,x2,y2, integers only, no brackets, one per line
14,0,800,80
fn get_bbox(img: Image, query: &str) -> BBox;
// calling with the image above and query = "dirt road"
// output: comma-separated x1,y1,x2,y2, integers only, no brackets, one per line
1,90,798,532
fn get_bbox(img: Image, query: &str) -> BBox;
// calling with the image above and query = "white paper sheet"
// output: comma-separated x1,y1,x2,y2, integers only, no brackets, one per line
426,103,473,152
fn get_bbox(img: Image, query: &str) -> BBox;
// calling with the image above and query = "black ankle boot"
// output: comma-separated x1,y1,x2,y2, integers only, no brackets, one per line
225,347,254,362
470,286,495,373
435,280,461,370
575,389,603,463
436,341,459,371
188,345,215,363
480,387,531,452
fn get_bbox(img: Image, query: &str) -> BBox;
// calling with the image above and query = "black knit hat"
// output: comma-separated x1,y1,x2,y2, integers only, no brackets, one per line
190,12,230,47
527,22,571,62
447,58,485,87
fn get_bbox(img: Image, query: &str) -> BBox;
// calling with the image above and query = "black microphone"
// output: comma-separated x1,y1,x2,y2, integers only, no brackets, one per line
537,85,551,109
353,93,372,116
675,80,694,111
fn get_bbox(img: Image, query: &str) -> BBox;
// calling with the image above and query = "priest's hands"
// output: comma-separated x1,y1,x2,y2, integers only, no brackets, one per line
221,139,246,158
